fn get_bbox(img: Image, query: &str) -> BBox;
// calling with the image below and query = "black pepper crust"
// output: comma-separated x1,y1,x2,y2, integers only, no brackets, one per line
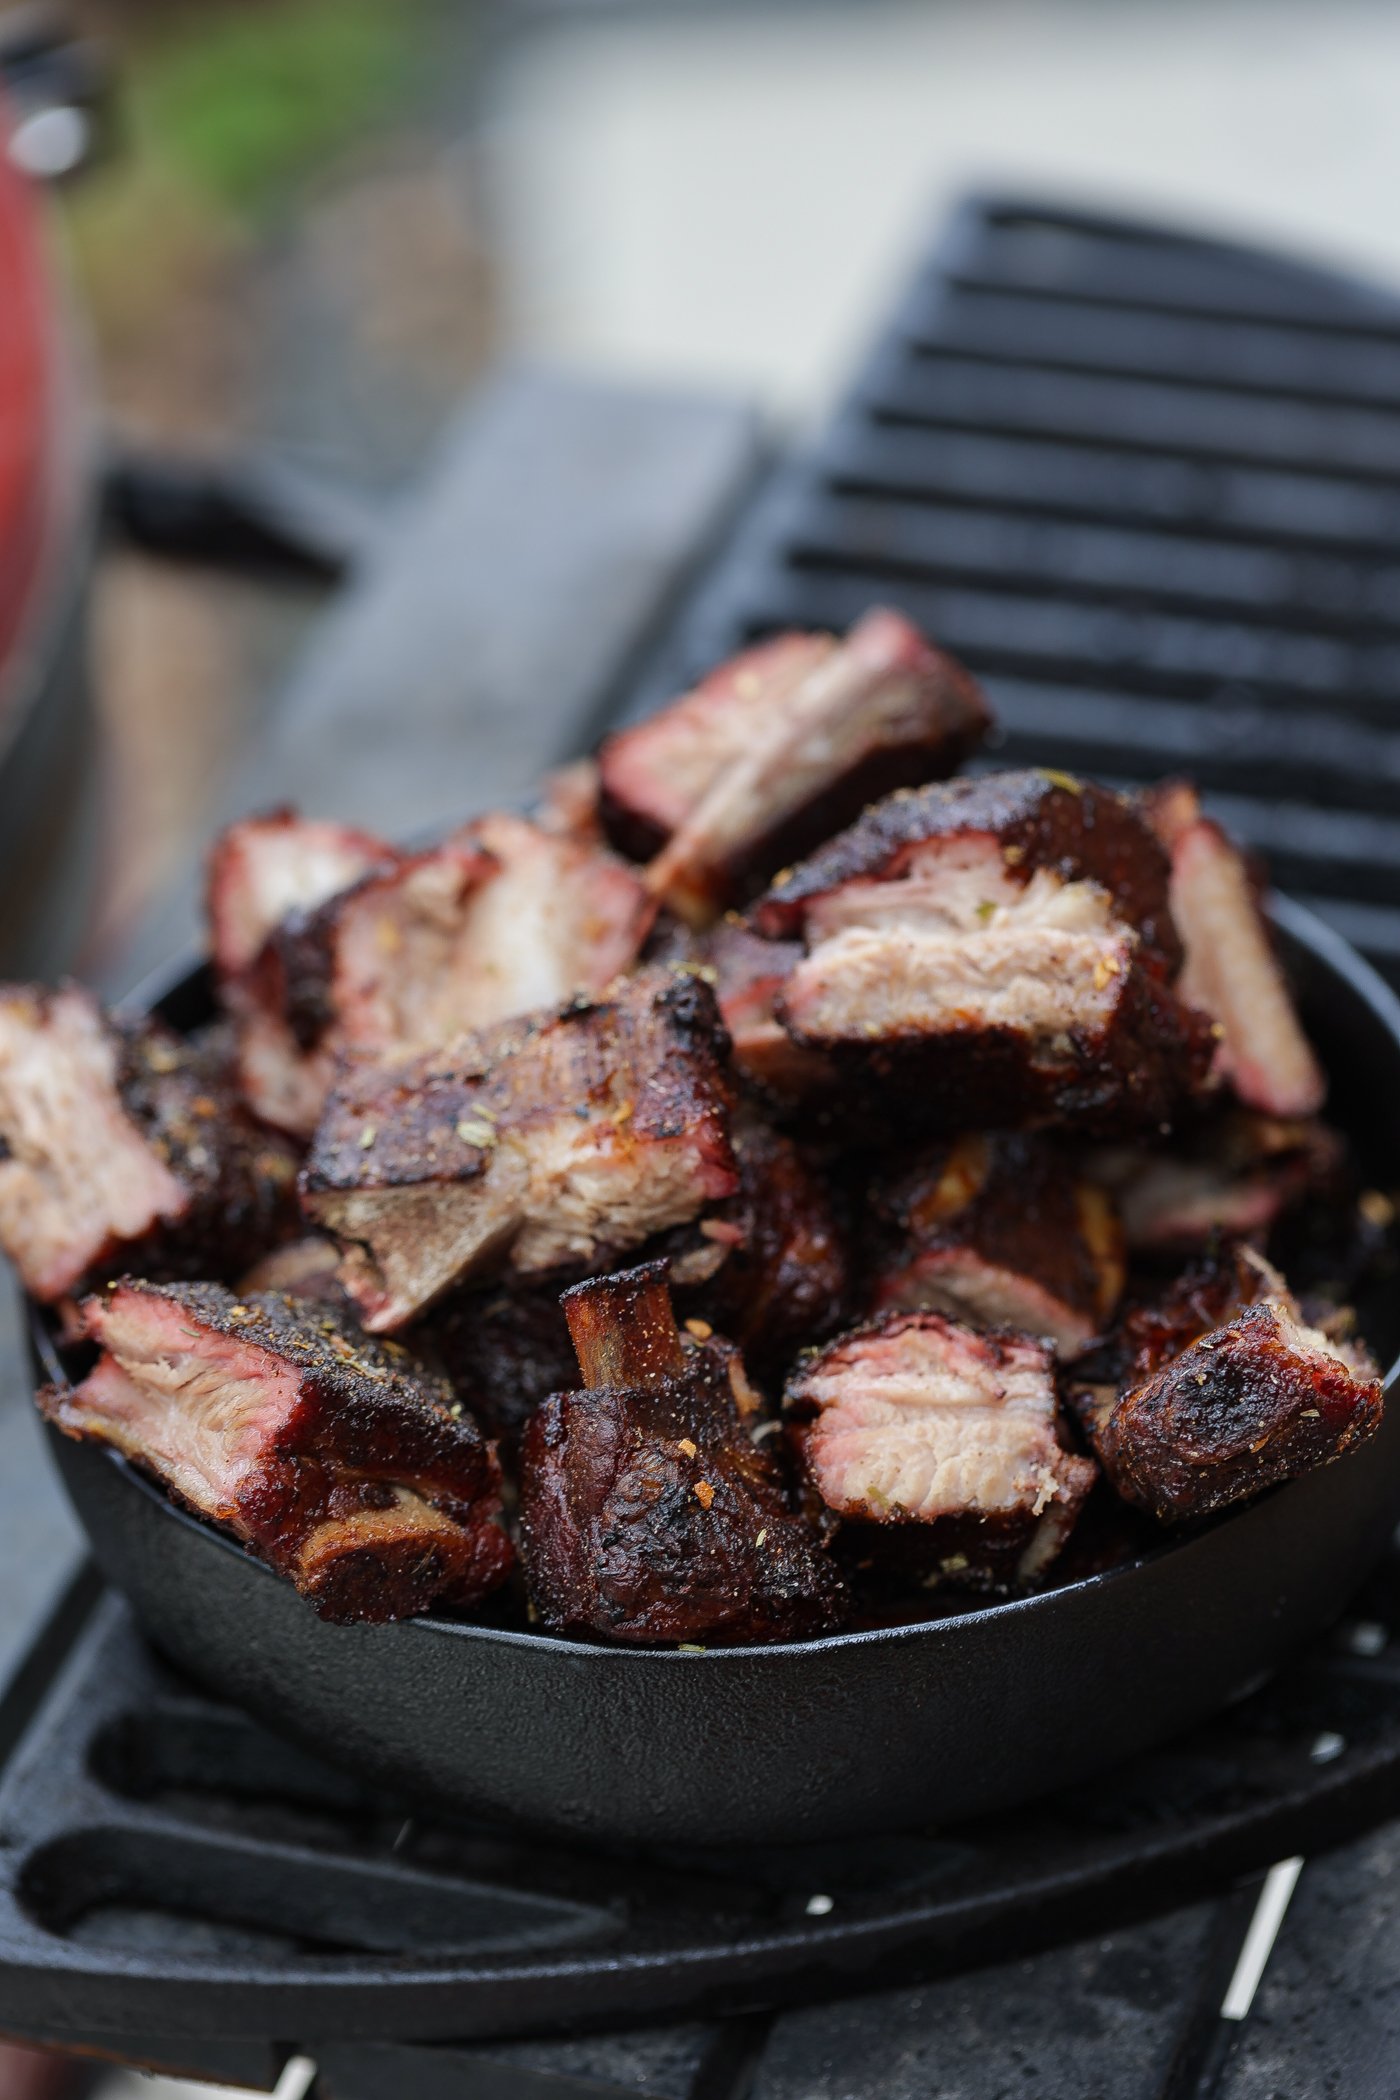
776,962,1216,1138
109,1018,300,1288
753,769,1183,974
90,1278,494,1484
46,1277,514,1623
1094,1302,1382,1525
302,968,737,1197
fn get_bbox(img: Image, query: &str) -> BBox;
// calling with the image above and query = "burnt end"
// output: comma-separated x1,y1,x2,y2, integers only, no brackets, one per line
115,1022,301,1283
1090,1241,1284,1392
1089,1112,1347,1257
619,611,991,923
1095,1301,1383,1524
598,781,669,867
694,917,837,1104
669,1114,851,1382
779,966,1214,1140
417,1281,580,1453
302,970,740,1331
519,1266,849,1646
736,710,989,896
870,1134,1125,1359
257,892,348,1053
1144,779,1325,1119
44,1279,513,1624
205,809,388,987
785,1311,1096,1594
755,769,1181,971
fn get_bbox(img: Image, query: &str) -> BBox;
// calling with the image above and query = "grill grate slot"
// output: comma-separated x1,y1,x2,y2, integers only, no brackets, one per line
633,194,1400,985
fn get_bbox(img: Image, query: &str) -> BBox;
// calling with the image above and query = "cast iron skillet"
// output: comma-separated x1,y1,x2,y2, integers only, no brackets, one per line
32,895,1400,1849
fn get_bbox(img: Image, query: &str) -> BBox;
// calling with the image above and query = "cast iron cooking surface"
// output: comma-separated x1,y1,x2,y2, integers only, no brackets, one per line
29,896,1400,1874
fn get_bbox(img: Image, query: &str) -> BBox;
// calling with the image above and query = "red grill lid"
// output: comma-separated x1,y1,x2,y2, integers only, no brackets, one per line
0,92,64,702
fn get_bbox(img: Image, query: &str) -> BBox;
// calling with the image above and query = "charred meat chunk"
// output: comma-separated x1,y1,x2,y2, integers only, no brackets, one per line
871,1134,1125,1359
1145,781,1324,1117
1072,1245,1382,1523
755,770,1213,1132
786,1311,1096,1591
332,812,652,1052
303,969,739,1331
0,985,298,1302
1088,1112,1344,1256
219,813,653,1137
418,1282,579,1454
206,809,390,983
519,1262,849,1645
670,1110,851,1383
41,1281,513,1623
692,916,834,1101
601,609,990,923
207,811,393,1137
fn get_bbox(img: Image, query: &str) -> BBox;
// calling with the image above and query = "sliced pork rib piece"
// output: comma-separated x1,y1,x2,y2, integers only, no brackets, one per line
226,814,654,1138
206,809,390,983
1144,780,1324,1118
600,608,990,924
871,1134,1125,1359
786,1311,1096,1591
41,1281,513,1623
519,1262,848,1645
1070,1243,1382,1523
0,986,298,1303
694,916,834,1100
1088,1112,1344,1256
755,770,1214,1133
303,969,739,1331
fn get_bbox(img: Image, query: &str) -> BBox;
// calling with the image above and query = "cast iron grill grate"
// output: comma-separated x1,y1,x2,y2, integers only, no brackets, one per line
627,193,1400,985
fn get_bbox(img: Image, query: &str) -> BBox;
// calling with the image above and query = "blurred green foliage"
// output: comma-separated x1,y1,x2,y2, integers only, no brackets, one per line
133,0,426,219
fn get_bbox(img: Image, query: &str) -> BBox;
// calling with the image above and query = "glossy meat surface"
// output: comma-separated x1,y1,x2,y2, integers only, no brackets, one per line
303,969,739,1329
42,1281,513,1622
1072,1243,1382,1522
520,1263,849,1644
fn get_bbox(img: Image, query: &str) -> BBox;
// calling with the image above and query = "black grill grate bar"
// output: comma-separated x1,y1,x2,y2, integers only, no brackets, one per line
820,422,1400,559
981,678,1400,816
787,490,1400,635
722,567,1400,721
946,261,1400,345
958,210,1400,336
873,353,1400,485
903,284,1400,412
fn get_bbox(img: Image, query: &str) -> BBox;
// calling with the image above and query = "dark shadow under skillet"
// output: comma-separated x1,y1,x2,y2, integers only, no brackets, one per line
32,896,1400,1848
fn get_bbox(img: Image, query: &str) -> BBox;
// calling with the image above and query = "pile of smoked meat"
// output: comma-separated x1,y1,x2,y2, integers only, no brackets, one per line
0,608,1388,1644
